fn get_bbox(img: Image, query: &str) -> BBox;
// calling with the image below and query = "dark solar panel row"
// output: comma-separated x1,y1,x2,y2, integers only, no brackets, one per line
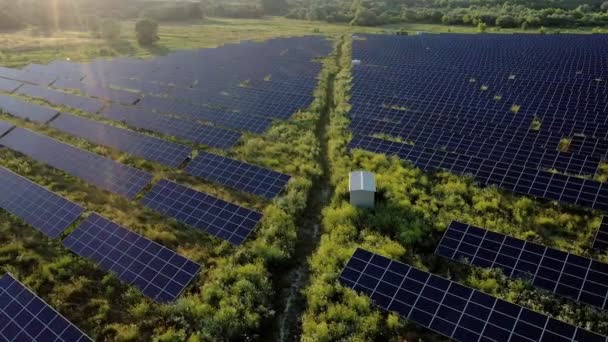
50,113,192,168
184,151,291,199
0,128,153,199
63,213,201,303
339,248,607,342
138,96,272,134
0,94,58,123
52,79,140,105
101,105,241,148
0,166,84,239
349,135,608,212
0,78,22,93
0,273,93,341
16,84,105,114
593,217,608,251
0,66,56,86
140,179,263,245
436,221,608,311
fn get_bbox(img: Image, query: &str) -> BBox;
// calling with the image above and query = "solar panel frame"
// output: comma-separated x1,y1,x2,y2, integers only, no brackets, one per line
16,84,105,114
62,213,201,303
50,113,192,168
0,66,56,86
0,128,153,199
139,179,263,245
0,273,93,341
184,151,291,199
435,221,608,311
340,248,607,342
0,166,84,239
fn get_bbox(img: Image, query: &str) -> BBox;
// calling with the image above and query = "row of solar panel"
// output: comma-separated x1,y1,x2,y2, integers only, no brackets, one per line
349,135,608,212
436,221,608,311
339,248,607,342
0,273,93,341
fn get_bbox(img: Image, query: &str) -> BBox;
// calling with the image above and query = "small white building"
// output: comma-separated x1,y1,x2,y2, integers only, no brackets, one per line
349,171,376,209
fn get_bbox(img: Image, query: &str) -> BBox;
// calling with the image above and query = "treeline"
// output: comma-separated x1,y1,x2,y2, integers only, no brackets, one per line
287,0,608,27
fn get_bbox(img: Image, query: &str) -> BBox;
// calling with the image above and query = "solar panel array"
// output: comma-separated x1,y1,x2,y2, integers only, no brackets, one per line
0,166,84,239
63,213,201,303
0,128,152,199
0,273,93,341
184,151,291,199
16,84,105,114
340,248,608,342
50,113,192,168
593,217,608,251
0,94,58,123
140,179,263,245
436,221,608,311
349,34,608,212
101,104,241,149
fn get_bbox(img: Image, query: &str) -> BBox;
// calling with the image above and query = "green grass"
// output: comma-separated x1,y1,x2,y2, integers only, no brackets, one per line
381,22,600,34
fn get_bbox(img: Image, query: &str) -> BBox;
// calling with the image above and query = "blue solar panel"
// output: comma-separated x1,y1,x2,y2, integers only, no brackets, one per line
184,151,290,199
63,213,201,303
0,166,84,239
50,113,192,168
16,84,105,114
0,120,14,136
140,179,263,245
0,66,56,86
0,78,22,93
0,273,93,341
101,105,241,148
0,94,58,123
0,128,153,199
436,221,608,311
340,248,607,342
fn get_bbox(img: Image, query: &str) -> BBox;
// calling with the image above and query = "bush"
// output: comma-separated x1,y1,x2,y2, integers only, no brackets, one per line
101,19,121,41
477,22,487,32
350,7,380,26
143,3,203,22
135,19,159,46
602,1,608,11
0,11,24,30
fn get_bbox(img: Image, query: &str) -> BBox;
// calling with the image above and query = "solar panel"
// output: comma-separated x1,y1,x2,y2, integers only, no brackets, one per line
101,105,241,148
16,84,105,114
436,221,608,311
184,152,290,199
0,166,84,239
340,248,607,342
0,273,93,341
0,120,14,137
63,213,201,303
0,128,153,199
140,179,263,245
0,78,22,93
0,94,58,123
50,113,192,168
0,66,56,86
593,217,608,251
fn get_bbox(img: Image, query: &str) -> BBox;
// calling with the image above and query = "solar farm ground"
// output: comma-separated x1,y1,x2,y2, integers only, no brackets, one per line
0,18,607,342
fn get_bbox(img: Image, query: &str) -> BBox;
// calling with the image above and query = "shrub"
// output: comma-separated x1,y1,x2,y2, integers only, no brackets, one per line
477,22,487,32
0,11,25,30
135,19,159,46
496,15,518,28
101,19,121,41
